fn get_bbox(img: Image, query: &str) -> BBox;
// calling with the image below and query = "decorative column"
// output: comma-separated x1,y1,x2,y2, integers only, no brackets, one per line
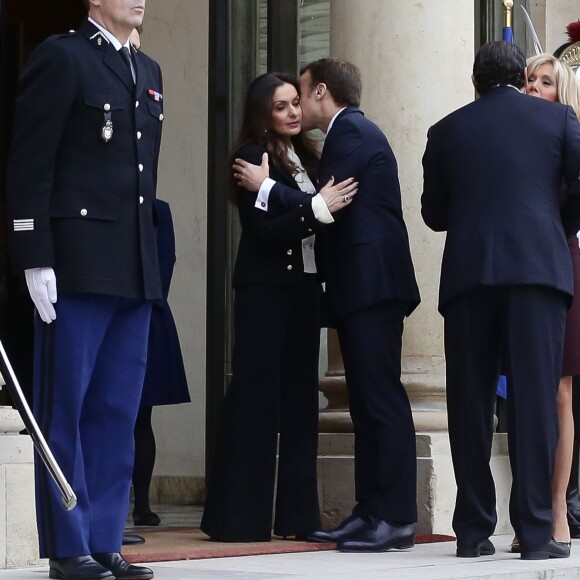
316,0,512,535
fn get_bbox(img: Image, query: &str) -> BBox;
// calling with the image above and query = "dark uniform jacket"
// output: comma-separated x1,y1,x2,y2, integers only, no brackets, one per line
421,86,580,312
6,19,163,300
232,143,323,288
269,108,420,321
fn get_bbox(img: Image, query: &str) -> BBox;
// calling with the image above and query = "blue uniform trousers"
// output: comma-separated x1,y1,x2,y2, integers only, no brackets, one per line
33,294,152,558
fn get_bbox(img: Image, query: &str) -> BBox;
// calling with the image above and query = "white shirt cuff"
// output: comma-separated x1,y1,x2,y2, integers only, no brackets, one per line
255,178,276,211
312,194,334,224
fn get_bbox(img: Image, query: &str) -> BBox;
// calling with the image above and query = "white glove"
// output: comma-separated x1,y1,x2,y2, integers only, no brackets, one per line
24,267,57,324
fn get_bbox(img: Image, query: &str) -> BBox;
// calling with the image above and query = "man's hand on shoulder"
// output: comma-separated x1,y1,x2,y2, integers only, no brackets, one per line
233,152,269,192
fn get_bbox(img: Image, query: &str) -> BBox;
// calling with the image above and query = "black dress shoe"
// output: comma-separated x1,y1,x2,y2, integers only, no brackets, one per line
520,539,571,560
92,553,153,580
337,520,415,552
456,538,495,558
568,511,580,539
306,515,370,543
48,556,114,579
122,535,146,546
133,511,161,526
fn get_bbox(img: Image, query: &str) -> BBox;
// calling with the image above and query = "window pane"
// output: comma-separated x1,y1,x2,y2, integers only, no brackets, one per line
299,0,330,69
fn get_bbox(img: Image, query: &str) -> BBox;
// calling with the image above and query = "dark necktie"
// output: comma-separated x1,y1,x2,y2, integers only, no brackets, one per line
119,46,136,84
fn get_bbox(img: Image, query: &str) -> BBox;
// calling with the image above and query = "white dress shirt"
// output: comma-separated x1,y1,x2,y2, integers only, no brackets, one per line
326,107,347,134
88,17,135,80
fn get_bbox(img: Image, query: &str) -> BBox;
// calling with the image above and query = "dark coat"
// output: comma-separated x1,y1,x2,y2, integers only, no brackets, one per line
270,108,420,321
421,86,580,311
140,199,190,407
6,19,163,300
232,143,323,288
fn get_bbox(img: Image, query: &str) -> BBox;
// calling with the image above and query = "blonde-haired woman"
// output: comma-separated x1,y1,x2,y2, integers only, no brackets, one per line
527,55,580,114
515,54,580,551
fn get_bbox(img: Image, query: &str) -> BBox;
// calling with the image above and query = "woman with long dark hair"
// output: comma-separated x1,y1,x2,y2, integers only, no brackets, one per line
201,72,356,542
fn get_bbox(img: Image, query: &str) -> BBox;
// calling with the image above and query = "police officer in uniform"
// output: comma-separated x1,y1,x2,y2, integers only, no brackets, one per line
6,1,164,578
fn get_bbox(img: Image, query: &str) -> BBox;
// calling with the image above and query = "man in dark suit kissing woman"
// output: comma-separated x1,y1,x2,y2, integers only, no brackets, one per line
235,57,420,553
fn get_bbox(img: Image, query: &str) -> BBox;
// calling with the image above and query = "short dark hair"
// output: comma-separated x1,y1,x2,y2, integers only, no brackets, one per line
473,41,526,94
301,58,362,107
82,0,89,10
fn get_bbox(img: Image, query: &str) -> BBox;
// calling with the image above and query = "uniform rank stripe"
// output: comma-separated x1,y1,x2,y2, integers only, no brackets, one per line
13,219,34,231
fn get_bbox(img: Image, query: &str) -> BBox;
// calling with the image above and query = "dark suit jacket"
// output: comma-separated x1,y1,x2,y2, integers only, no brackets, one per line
421,86,580,312
270,107,420,320
232,143,323,288
6,19,163,300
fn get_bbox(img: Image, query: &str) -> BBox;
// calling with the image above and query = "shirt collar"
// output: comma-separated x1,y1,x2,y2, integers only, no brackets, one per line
88,17,131,51
490,84,523,93
326,107,347,134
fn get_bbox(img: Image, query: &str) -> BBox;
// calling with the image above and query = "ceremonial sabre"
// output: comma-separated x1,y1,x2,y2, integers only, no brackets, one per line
520,6,544,56
0,339,77,510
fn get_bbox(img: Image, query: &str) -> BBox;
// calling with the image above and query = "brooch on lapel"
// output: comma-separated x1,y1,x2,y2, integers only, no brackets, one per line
147,89,163,102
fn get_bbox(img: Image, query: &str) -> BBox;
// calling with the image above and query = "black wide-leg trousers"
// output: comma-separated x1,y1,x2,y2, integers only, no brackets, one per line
201,277,322,541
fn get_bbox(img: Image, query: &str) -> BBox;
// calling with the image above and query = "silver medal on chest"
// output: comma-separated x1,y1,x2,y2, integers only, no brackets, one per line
101,106,113,143
101,120,113,142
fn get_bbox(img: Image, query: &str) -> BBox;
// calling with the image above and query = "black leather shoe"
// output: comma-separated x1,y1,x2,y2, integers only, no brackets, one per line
456,538,495,557
521,539,571,560
305,515,370,543
568,511,580,539
133,511,161,526
122,535,146,546
49,556,114,579
566,439,580,522
337,520,415,552
92,553,153,579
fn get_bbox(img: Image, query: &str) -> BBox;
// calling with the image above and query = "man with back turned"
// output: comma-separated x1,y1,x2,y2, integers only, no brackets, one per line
422,41,580,560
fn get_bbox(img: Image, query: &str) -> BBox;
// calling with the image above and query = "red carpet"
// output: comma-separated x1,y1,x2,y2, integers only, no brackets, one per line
123,527,456,563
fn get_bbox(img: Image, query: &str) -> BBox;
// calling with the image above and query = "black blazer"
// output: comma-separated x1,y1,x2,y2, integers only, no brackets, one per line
270,108,420,320
421,86,580,311
7,19,164,300
231,143,323,288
